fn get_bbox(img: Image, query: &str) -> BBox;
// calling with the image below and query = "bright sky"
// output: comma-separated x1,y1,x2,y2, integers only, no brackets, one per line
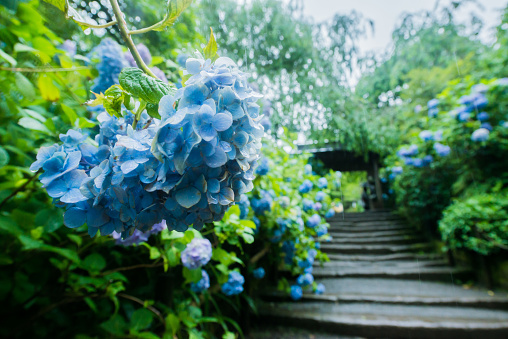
301,0,507,54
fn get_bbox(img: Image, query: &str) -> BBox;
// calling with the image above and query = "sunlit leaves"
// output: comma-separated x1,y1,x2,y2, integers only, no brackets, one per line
119,67,176,104
37,74,60,101
203,27,218,61
152,0,194,32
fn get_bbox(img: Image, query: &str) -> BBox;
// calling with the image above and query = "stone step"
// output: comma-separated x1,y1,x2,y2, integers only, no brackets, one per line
317,259,448,269
329,229,416,239
325,253,443,262
319,243,432,255
312,266,471,281
258,302,508,339
329,220,407,226
328,235,422,245
262,292,508,310
328,225,413,233
318,278,508,299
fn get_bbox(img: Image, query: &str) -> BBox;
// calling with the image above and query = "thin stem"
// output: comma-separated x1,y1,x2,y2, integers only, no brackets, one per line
0,66,90,73
101,261,164,276
0,169,40,209
130,21,162,35
249,244,270,264
108,0,157,79
82,20,118,29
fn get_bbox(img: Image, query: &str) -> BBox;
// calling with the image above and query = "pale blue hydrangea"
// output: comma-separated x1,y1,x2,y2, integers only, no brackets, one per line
253,267,265,279
297,273,314,286
181,238,212,269
290,285,303,300
317,177,328,189
307,214,321,228
315,283,325,295
471,128,489,142
299,179,313,193
433,143,451,157
190,270,210,293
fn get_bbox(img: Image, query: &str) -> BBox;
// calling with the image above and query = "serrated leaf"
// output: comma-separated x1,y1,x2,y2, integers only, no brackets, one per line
119,67,176,104
203,27,218,61
153,0,193,32
104,85,126,117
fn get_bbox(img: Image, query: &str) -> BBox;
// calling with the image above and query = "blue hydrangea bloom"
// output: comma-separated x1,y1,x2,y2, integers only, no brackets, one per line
260,117,271,131
59,40,76,57
176,53,189,67
297,273,314,286
391,166,403,176
304,164,312,175
397,145,418,158
307,214,321,228
313,202,322,211
481,122,493,131
471,128,489,142
90,38,127,94
255,157,270,175
290,285,303,300
477,112,489,122
221,271,245,296
458,111,471,122
414,105,422,113
251,191,273,215
316,223,328,237
191,270,210,293
419,130,433,142
238,194,250,219
278,196,290,209
427,99,439,109
315,283,325,295
422,155,433,166
433,143,451,157
33,54,264,239
299,179,313,193
253,267,265,279
181,238,212,269
315,191,325,202
112,220,167,246
317,177,328,189
302,198,314,212
325,208,335,219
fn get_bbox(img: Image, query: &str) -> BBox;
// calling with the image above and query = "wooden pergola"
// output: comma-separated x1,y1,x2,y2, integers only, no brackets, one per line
297,143,384,209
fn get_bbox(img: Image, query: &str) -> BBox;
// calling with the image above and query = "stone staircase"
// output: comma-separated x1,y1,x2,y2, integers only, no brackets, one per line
257,211,508,339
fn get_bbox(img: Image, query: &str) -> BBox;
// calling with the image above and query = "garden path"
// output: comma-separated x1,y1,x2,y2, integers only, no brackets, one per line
256,210,508,339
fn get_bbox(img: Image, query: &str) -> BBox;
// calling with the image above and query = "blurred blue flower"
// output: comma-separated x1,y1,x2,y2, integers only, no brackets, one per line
222,271,245,296
290,285,303,300
181,238,212,269
253,267,265,279
471,128,489,142
191,270,210,293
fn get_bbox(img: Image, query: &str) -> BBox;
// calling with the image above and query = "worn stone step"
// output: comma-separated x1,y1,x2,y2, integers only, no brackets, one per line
258,302,508,339
261,292,508,310
329,229,416,239
329,220,407,226
328,235,422,245
325,253,443,262
319,243,431,255
318,278,508,299
317,259,448,269
312,265,471,281
329,225,413,233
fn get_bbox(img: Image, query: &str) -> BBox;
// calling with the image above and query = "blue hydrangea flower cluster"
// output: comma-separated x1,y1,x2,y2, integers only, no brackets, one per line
325,208,335,219
302,198,314,212
397,144,418,158
90,38,127,94
313,202,322,211
434,143,451,157
315,283,325,295
306,214,321,228
32,54,264,239
427,99,439,118
315,191,325,202
112,220,167,246
190,270,210,293
181,238,212,269
317,177,328,189
251,190,273,215
238,194,250,219
290,285,303,300
298,179,313,193
59,40,77,57
316,223,328,237
221,271,245,296
253,267,265,279
296,272,314,286
419,130,434,142
471,128,490,142
255,157,270,175
304,164,313,175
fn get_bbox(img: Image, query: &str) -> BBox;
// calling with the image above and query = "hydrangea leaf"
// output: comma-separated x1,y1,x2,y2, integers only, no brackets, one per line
0,146,9,169
152,0,193,32
203,27,218,62
119,67,176,104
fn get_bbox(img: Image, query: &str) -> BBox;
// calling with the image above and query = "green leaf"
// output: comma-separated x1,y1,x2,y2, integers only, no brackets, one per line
166,247,180,267
82,253,106,272
0,216,21,236
0,146,10,169
18,235,80,262
149,246,161,259
119,67,176,104
183,267,203,283
18,117,51,133
104,85,127,117
0,49,17,66
203,27,218,61
61,104,78,125
37,74,60,101
153,0,193,31
41,0,66,12
78,117,96,129
35,209,63,233
100,315,128,336
14,73,36,101
165,313,180,337
146,103,161,119
67,234,82,247
130,308,153,331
